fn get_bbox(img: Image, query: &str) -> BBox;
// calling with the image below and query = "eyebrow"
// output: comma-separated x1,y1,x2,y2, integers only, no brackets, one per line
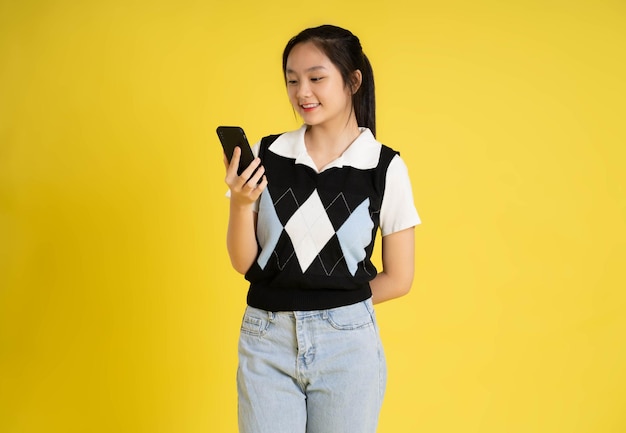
285,66,328,74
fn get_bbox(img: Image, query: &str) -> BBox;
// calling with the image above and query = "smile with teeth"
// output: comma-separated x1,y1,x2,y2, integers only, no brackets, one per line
301,103,320,110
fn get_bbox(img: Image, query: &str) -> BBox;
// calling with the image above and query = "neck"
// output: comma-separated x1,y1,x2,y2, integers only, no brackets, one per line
306,114,360,148
304,116,361,170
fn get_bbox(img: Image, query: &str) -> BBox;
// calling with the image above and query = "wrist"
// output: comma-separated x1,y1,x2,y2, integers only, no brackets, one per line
229,199,255,213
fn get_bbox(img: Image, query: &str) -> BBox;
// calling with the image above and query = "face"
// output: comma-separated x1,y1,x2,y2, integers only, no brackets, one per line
285,42,357,130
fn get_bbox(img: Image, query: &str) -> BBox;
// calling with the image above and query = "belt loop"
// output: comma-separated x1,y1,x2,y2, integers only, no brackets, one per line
268,311,275,322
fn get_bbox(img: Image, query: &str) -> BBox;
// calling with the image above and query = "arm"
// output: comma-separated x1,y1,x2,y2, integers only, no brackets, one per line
224,147,267,274
369,227,415,304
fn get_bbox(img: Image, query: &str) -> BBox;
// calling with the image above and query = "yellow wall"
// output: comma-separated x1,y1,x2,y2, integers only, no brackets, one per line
1,0,625,432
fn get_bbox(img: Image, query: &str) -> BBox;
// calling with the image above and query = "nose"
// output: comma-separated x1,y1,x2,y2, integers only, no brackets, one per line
295,81,311,99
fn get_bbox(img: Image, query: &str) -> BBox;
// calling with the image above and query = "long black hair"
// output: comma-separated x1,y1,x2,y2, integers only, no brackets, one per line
282,25,377,137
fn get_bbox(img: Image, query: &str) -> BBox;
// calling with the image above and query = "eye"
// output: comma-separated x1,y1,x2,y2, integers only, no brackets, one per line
310,76,324,82
287,79,298,85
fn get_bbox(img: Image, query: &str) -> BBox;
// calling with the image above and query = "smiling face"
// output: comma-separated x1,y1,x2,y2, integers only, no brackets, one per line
285,41,358,131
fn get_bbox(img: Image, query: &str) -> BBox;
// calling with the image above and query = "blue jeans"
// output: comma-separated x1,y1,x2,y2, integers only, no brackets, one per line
237,298,387,433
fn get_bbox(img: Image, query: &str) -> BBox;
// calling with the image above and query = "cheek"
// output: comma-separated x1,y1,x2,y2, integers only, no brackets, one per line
342,88,354,106
288,92,302,110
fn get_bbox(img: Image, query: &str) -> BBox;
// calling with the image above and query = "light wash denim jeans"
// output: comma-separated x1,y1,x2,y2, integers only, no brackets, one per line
237,298,386,433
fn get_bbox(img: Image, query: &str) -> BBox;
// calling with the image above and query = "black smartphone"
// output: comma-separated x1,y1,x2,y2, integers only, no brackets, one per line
216,126,256,175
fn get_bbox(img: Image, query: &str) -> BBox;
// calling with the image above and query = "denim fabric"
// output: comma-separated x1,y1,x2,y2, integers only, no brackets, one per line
237,298,386,433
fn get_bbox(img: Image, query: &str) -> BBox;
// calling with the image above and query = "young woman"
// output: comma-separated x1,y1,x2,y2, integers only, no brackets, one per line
224,24,420,433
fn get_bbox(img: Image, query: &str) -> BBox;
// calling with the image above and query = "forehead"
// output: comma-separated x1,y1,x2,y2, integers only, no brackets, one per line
285,41,333,73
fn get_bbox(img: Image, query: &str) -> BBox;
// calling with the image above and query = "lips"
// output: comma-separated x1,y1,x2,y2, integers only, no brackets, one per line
301,103,320,110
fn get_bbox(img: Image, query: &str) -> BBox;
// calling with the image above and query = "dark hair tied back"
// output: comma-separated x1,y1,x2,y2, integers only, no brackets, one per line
282,24,376,137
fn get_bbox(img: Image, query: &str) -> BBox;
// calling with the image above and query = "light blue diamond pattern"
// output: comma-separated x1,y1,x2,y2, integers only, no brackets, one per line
256,189,284,269
335,198,373,276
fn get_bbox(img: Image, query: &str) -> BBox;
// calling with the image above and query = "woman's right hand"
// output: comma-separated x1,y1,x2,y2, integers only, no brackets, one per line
224,146,267,208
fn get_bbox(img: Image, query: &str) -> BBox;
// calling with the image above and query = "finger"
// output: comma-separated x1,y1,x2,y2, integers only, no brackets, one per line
245,175,268,201
239,157,261,182
257,175,268,192
247,163,265,186
228,147,241,173
225,148,242,184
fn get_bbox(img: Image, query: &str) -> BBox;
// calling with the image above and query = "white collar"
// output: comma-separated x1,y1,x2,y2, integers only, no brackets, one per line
268,125,382,172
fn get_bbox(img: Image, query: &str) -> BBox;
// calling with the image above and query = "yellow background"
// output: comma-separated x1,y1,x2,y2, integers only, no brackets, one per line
1,0,625,432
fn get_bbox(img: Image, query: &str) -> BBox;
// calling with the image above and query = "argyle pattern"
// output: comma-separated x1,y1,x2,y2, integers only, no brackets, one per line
256,186,374,277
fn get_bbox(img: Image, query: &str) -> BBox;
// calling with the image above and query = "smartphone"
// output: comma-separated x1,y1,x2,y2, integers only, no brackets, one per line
216,126,256,175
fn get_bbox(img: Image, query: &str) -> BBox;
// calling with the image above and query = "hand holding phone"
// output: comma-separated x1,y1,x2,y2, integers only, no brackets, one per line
216,126,256,176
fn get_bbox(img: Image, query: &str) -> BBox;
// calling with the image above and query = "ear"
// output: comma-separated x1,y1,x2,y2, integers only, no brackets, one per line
351,69,363,94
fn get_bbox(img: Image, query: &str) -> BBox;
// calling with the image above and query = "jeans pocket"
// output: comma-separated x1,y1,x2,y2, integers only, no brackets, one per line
240,307,270,337
325,301,374,330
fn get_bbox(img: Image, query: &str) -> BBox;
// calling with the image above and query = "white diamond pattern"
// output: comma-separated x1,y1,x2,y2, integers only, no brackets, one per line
284,190,335,272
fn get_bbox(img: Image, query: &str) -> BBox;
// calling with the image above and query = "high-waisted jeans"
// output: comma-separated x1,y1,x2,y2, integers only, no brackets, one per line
237,298,387,433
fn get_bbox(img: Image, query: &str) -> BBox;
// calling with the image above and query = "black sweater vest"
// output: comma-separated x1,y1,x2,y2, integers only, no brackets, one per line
245,134,398,311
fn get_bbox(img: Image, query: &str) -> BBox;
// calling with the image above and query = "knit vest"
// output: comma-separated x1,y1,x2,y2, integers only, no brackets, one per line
245,133,398,311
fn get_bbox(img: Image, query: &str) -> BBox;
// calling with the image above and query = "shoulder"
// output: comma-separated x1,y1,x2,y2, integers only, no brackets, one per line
251,126,304,158
343,128,404,172
342,128,386,169
257,126,307,159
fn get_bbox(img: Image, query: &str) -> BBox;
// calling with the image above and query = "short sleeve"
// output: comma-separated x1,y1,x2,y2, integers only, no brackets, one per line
379,155,421,236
